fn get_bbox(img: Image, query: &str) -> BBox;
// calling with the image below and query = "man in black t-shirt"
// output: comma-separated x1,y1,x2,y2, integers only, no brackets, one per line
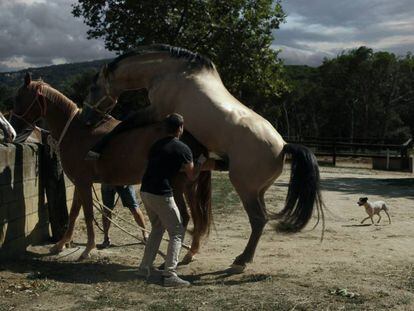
138,113,208,287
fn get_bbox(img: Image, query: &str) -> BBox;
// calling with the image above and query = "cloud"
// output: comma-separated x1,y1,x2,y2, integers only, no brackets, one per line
274,0,414,66
0,0,115,72
1,0,414,70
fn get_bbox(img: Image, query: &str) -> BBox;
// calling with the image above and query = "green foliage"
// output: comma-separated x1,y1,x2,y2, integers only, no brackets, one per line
0,84,14,111
0,59,107,112
61,70,98,106
72,0,288,121
283,47,414,142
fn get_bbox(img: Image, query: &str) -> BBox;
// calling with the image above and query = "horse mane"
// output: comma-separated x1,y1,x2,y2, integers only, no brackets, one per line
31,81,77,114
107,44,215,73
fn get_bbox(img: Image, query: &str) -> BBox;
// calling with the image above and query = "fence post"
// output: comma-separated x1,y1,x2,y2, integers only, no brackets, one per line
386,148,390,170
332,143,336,166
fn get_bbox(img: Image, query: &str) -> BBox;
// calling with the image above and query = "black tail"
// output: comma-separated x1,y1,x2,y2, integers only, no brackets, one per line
276,143,325,234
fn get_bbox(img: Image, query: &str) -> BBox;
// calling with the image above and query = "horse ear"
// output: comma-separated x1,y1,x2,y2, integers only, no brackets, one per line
102,64,109,78
24,72,31,86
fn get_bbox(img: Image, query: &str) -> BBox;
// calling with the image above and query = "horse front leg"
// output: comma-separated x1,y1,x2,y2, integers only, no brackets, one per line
171,175,197,265
174,189,196,265
181,234,200,265
50,187,81,254
78,185,95,260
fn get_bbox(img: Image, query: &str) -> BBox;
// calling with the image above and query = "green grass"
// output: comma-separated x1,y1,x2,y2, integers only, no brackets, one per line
406,266,414,292
211,172,240,214
76,292,137,310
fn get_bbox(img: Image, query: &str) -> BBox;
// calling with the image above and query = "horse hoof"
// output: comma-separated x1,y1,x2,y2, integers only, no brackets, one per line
78,252,91,261
179,253,195,266
225,264,246,275
79,246,94,260
49,244,64,255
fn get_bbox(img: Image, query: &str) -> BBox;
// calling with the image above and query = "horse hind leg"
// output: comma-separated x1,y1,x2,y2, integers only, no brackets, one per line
229,189,268,274
50,188,81,254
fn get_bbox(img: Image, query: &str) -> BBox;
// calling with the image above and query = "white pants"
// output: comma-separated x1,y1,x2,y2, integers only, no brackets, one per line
139,191,185,277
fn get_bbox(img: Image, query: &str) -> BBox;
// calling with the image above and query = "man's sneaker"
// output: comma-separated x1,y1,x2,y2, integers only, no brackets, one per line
85,150,101,161
163,275,190,287
137,266,163,279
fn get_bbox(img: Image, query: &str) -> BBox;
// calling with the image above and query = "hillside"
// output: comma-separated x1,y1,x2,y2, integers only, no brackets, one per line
0,59,110,90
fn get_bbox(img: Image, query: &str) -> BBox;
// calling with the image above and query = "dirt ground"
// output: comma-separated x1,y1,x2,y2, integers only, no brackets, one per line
1,161,414,310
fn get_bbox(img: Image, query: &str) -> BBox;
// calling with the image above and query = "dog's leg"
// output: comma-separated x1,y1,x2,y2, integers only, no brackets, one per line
361,216,371,224
377,213,382,224
384,210,391,224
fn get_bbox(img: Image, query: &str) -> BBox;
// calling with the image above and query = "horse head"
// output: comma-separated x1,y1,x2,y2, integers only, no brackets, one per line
80,64,117,127
10,73,47,139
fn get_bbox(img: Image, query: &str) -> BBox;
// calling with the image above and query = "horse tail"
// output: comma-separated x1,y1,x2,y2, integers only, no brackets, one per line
186,171,213,238
276,143,325,235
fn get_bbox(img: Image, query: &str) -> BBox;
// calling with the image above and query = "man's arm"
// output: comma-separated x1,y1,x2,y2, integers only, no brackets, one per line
182,154,213,181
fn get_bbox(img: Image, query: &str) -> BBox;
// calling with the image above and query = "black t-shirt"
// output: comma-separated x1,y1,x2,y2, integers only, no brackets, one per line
141,136,193,196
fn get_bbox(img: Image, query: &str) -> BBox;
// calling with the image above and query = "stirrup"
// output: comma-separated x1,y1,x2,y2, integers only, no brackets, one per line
85,150,101,161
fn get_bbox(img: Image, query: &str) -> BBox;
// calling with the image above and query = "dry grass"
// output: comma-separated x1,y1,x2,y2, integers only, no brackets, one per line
1,164,414,310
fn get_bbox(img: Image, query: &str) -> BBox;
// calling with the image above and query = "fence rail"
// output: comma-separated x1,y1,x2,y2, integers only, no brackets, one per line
285,137,413,167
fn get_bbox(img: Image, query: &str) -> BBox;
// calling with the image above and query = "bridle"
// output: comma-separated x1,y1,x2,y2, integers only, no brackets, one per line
11,84,47,129
83,78,117,119
12,83,79,157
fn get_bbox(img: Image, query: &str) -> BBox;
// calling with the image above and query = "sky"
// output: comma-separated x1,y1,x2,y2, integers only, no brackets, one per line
0,0,413,72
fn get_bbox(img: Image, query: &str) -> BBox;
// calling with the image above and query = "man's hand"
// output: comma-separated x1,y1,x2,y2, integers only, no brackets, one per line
196,154,207,165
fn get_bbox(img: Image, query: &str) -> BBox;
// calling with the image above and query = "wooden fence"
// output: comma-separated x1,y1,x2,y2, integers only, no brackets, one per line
285,137,413,170
0,143,74,258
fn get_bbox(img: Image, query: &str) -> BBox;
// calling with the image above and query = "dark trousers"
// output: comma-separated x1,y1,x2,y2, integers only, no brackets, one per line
42,144,68,242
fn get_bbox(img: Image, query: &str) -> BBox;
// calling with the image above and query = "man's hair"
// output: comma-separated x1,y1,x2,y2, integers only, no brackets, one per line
164,113,184,134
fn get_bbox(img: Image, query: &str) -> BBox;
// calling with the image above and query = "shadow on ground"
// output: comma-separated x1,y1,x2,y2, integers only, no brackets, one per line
0,251,275,287
321,177,414,199
0,252,139,284
277,177,414,199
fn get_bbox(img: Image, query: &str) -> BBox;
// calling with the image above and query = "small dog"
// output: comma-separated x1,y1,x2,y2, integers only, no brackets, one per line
357,197,391,224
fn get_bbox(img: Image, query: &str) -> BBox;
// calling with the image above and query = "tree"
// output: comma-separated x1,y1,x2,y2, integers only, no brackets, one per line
62,70,98,106
280,65,321,138
0,84,14,112
72,0,287,119
282,47,414,141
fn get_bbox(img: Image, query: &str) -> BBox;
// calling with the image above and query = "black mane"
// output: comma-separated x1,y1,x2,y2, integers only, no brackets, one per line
107,44,214,73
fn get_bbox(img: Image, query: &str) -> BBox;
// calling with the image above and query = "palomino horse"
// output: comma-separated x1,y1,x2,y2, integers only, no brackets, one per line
10,74,214,261
81,45,325,272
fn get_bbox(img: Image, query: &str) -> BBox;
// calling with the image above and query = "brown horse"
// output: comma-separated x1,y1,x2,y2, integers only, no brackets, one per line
10,74,214,261
81,45,325,272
